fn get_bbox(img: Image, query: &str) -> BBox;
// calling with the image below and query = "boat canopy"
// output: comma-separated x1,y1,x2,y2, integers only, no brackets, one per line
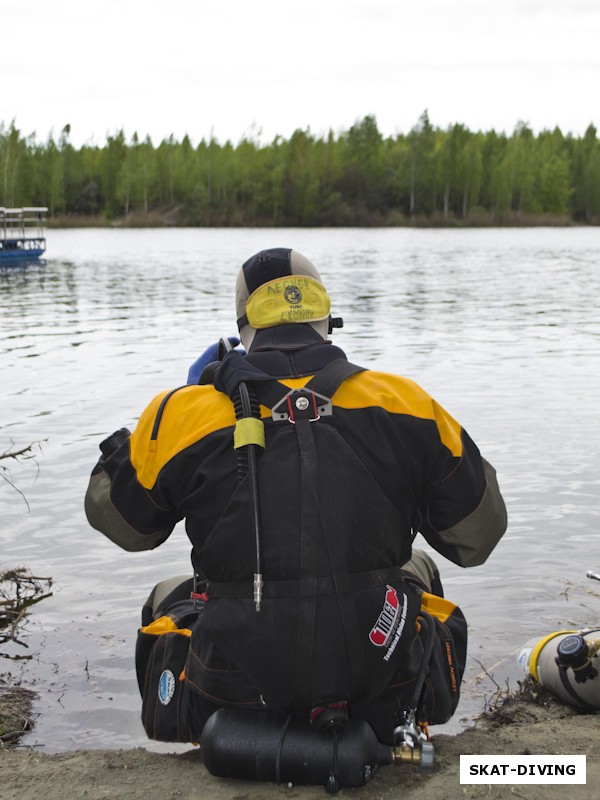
1,207,47,238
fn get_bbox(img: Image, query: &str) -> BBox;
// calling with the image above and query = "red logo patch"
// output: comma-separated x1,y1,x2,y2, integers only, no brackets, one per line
369,585,400,647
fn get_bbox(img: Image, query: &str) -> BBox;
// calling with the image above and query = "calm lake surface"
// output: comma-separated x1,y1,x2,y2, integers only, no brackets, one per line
1,227,599,751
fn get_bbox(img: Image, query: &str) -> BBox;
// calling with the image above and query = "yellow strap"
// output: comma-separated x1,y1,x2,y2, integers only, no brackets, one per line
234,417,266,449
529,630,574,682
139,615,192,637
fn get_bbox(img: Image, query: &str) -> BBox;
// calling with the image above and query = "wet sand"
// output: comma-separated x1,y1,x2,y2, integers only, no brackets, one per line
1,687,597,800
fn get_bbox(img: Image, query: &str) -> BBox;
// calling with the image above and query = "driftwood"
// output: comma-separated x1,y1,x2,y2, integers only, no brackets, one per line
1,445,50,746
0,568,53,652
0,568,52,747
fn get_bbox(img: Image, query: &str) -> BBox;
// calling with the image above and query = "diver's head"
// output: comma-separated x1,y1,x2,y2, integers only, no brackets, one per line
235,248,333,350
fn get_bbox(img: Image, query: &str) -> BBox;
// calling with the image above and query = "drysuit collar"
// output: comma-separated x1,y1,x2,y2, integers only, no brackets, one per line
244,324,348,381
248,324,327,352
212,330,349,397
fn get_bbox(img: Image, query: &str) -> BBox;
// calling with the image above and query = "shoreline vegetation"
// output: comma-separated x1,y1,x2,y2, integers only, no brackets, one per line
46,210,580,229
3,113,600,228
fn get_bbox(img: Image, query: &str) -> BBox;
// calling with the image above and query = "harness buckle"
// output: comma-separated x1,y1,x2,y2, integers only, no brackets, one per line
272,388,332,424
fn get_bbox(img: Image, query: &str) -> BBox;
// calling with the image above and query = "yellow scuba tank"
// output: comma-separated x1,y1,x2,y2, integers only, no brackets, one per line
518,629,600,710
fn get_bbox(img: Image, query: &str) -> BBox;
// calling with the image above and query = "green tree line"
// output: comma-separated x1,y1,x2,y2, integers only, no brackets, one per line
2,113,600,225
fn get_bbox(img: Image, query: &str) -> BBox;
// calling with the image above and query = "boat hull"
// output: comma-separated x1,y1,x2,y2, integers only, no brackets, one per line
0,239,46,261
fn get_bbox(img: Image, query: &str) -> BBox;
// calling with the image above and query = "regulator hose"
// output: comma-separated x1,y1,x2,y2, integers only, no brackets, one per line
236,379,263,610
198,340,264,611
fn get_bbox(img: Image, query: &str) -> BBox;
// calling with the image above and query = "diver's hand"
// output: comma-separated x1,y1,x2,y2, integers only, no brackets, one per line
99,427,131,456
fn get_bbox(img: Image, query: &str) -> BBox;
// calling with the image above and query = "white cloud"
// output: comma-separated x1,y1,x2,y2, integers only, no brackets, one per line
1,1,598,145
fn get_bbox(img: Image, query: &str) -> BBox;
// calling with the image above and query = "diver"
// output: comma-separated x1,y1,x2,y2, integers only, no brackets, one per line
84,248,507,788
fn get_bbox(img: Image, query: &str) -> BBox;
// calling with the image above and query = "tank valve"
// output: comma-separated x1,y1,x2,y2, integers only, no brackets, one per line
392,741,434,771
556,634,600,683
392,710,435,773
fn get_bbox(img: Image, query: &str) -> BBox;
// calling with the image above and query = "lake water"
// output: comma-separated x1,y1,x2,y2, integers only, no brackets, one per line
1,227,599,752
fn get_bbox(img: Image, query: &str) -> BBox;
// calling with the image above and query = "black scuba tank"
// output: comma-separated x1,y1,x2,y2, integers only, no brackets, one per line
200,708,392,792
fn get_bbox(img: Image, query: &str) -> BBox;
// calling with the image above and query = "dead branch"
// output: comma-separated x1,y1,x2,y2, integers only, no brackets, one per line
0,568,53,651
1,444,37,461
0,439,47,510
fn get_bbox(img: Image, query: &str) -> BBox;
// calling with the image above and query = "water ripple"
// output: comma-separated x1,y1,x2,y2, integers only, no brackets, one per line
2,227,600,747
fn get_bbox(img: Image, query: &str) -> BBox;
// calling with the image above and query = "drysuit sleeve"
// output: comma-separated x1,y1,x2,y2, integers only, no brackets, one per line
417,402,507,568
84,421,181,552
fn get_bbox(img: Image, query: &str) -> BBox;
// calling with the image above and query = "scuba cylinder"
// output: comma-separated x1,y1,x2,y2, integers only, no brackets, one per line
200,708,432,792
518,629,600,710
200,709,388,791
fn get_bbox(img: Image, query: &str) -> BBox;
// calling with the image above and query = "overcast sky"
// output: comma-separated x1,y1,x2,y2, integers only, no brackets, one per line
2,0,598,146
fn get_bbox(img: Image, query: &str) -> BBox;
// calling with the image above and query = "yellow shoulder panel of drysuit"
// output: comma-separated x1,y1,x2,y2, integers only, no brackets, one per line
131,370,462,490
335,370,462,457
420,591,459,623
259,371,462,457
130,384,236,489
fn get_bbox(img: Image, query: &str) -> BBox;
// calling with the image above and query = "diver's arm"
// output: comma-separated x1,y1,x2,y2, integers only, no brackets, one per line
84,426,179,552
417,407,507,568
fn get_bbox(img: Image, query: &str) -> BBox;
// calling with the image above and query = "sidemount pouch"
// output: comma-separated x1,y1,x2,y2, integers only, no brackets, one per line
414,594,467,725
135,582,202,743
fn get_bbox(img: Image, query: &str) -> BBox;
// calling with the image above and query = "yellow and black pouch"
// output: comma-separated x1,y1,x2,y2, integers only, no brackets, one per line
135,614,197,742
416,593,467,725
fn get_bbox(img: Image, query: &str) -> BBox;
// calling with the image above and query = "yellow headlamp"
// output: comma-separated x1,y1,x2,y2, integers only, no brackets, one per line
238,276,331,330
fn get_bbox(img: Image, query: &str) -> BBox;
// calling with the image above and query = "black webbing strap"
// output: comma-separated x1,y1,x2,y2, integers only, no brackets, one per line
304,359,365,399
317,465,370,699
206,565,405,599
252,378,293,411
557,665,597,711
294,417,319,708
252,359,365,411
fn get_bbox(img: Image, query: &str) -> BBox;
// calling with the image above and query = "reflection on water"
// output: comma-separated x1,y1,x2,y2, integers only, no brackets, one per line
1,227,600,750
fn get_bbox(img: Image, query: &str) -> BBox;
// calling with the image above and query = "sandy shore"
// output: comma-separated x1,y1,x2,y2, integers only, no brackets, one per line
1,686,597,800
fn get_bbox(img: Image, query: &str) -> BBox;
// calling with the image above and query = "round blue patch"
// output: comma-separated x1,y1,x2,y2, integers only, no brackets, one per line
158,669,176,706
